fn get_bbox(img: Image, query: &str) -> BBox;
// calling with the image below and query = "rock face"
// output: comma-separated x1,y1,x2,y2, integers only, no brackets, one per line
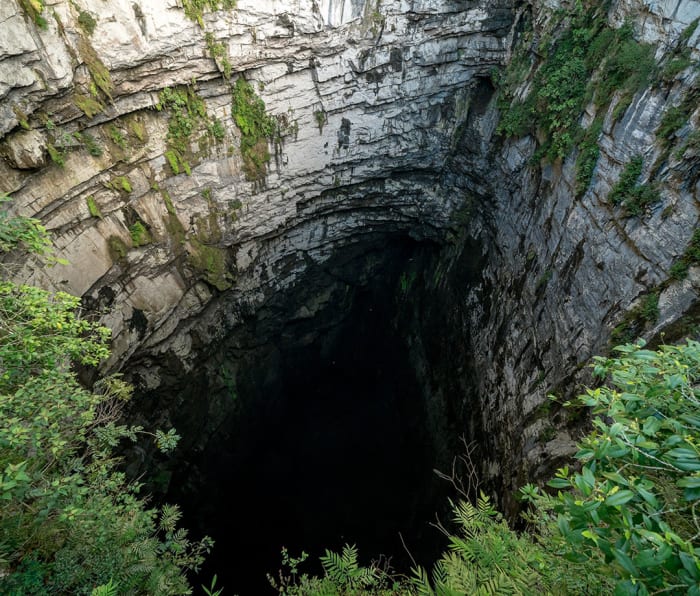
1,0,700,515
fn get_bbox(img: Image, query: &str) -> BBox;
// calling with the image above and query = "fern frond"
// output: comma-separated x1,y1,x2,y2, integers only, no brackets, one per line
411,565,435,596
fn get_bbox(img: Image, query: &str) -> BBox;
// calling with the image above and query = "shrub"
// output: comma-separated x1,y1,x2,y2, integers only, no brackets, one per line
0,200,212,593
527,341,700,594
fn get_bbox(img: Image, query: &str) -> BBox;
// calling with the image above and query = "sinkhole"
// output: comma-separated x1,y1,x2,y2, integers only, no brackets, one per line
150,234,475,594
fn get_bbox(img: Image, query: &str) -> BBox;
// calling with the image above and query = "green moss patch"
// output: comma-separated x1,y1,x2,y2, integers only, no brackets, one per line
670,229,700,281
86,196,102,219
129,222,151,247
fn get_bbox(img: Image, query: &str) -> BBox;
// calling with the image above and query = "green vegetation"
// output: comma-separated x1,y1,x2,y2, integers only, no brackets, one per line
611,292,659,345
129,221,152,247
204,32,232,79
157,85,213,176
73,93,104,118
0,199,212,593
77,10,97,35
608,156,660,216
181,0,237,28
86,196,103,219
670,228,700,280
497,4,656,165
314,110,327,134
74,131,103,157
105,175,132,194
46,143,65,167
76,37,113,100
231,77,275,181
12,105,31,130
188,240,231,291
524,341,700,593
107,124,127,150
107,235,128,260
575,117,603,197
18,0,47,29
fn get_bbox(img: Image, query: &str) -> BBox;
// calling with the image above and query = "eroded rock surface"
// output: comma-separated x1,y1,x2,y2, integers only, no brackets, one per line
1,0,700,510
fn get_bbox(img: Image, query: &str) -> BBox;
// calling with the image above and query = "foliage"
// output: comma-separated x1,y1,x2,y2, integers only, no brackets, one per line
497,4,655,162
75,131,103,156
107,124,127,150
670,228,700,281
0,195,53,257
73,93,104,118
269,545,400,595
608,156,660,217
78,10,97,35
47,143,65,167
204,32,232,79
575,117,603,197
611,292,660,345
18,0,47,29
86,196,103,219
129,221,152,247
76,37,113,100
0,201,212,594
180,0,237,28
526,341,700,594
231,77,275,181
157,85,212,176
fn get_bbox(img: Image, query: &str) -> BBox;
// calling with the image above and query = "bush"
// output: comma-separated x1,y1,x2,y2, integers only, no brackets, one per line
527,341,700,594
0,198,212,594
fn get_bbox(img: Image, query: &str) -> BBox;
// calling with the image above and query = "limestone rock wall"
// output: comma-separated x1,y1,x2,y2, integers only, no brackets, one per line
452,0,700,511
0,0,511,375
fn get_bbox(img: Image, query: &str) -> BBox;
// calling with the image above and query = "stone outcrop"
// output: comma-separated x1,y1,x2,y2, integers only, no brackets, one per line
1,0,700,513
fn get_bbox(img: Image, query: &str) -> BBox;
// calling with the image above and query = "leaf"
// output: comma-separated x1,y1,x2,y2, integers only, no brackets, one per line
606,490,635,507
613,548,639,576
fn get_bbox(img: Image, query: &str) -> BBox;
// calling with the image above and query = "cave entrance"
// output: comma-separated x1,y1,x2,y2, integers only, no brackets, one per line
165,236,456,594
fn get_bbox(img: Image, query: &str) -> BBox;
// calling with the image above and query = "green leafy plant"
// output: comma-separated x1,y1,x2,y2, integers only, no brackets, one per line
157,85,212,176
0,200,213,594
608,156,660,216
526,341,700,594
497,4,655,163
231,77,275,181
180,0,237,28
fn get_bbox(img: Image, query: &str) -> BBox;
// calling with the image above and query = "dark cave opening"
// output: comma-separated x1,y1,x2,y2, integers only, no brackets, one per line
162,237,459,595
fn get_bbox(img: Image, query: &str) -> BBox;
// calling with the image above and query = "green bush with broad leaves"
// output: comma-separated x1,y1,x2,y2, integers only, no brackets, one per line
0,195,212,594
523,341,700,595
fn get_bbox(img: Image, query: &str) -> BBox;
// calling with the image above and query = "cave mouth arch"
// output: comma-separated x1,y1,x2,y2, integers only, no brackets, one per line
156,233,474,594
